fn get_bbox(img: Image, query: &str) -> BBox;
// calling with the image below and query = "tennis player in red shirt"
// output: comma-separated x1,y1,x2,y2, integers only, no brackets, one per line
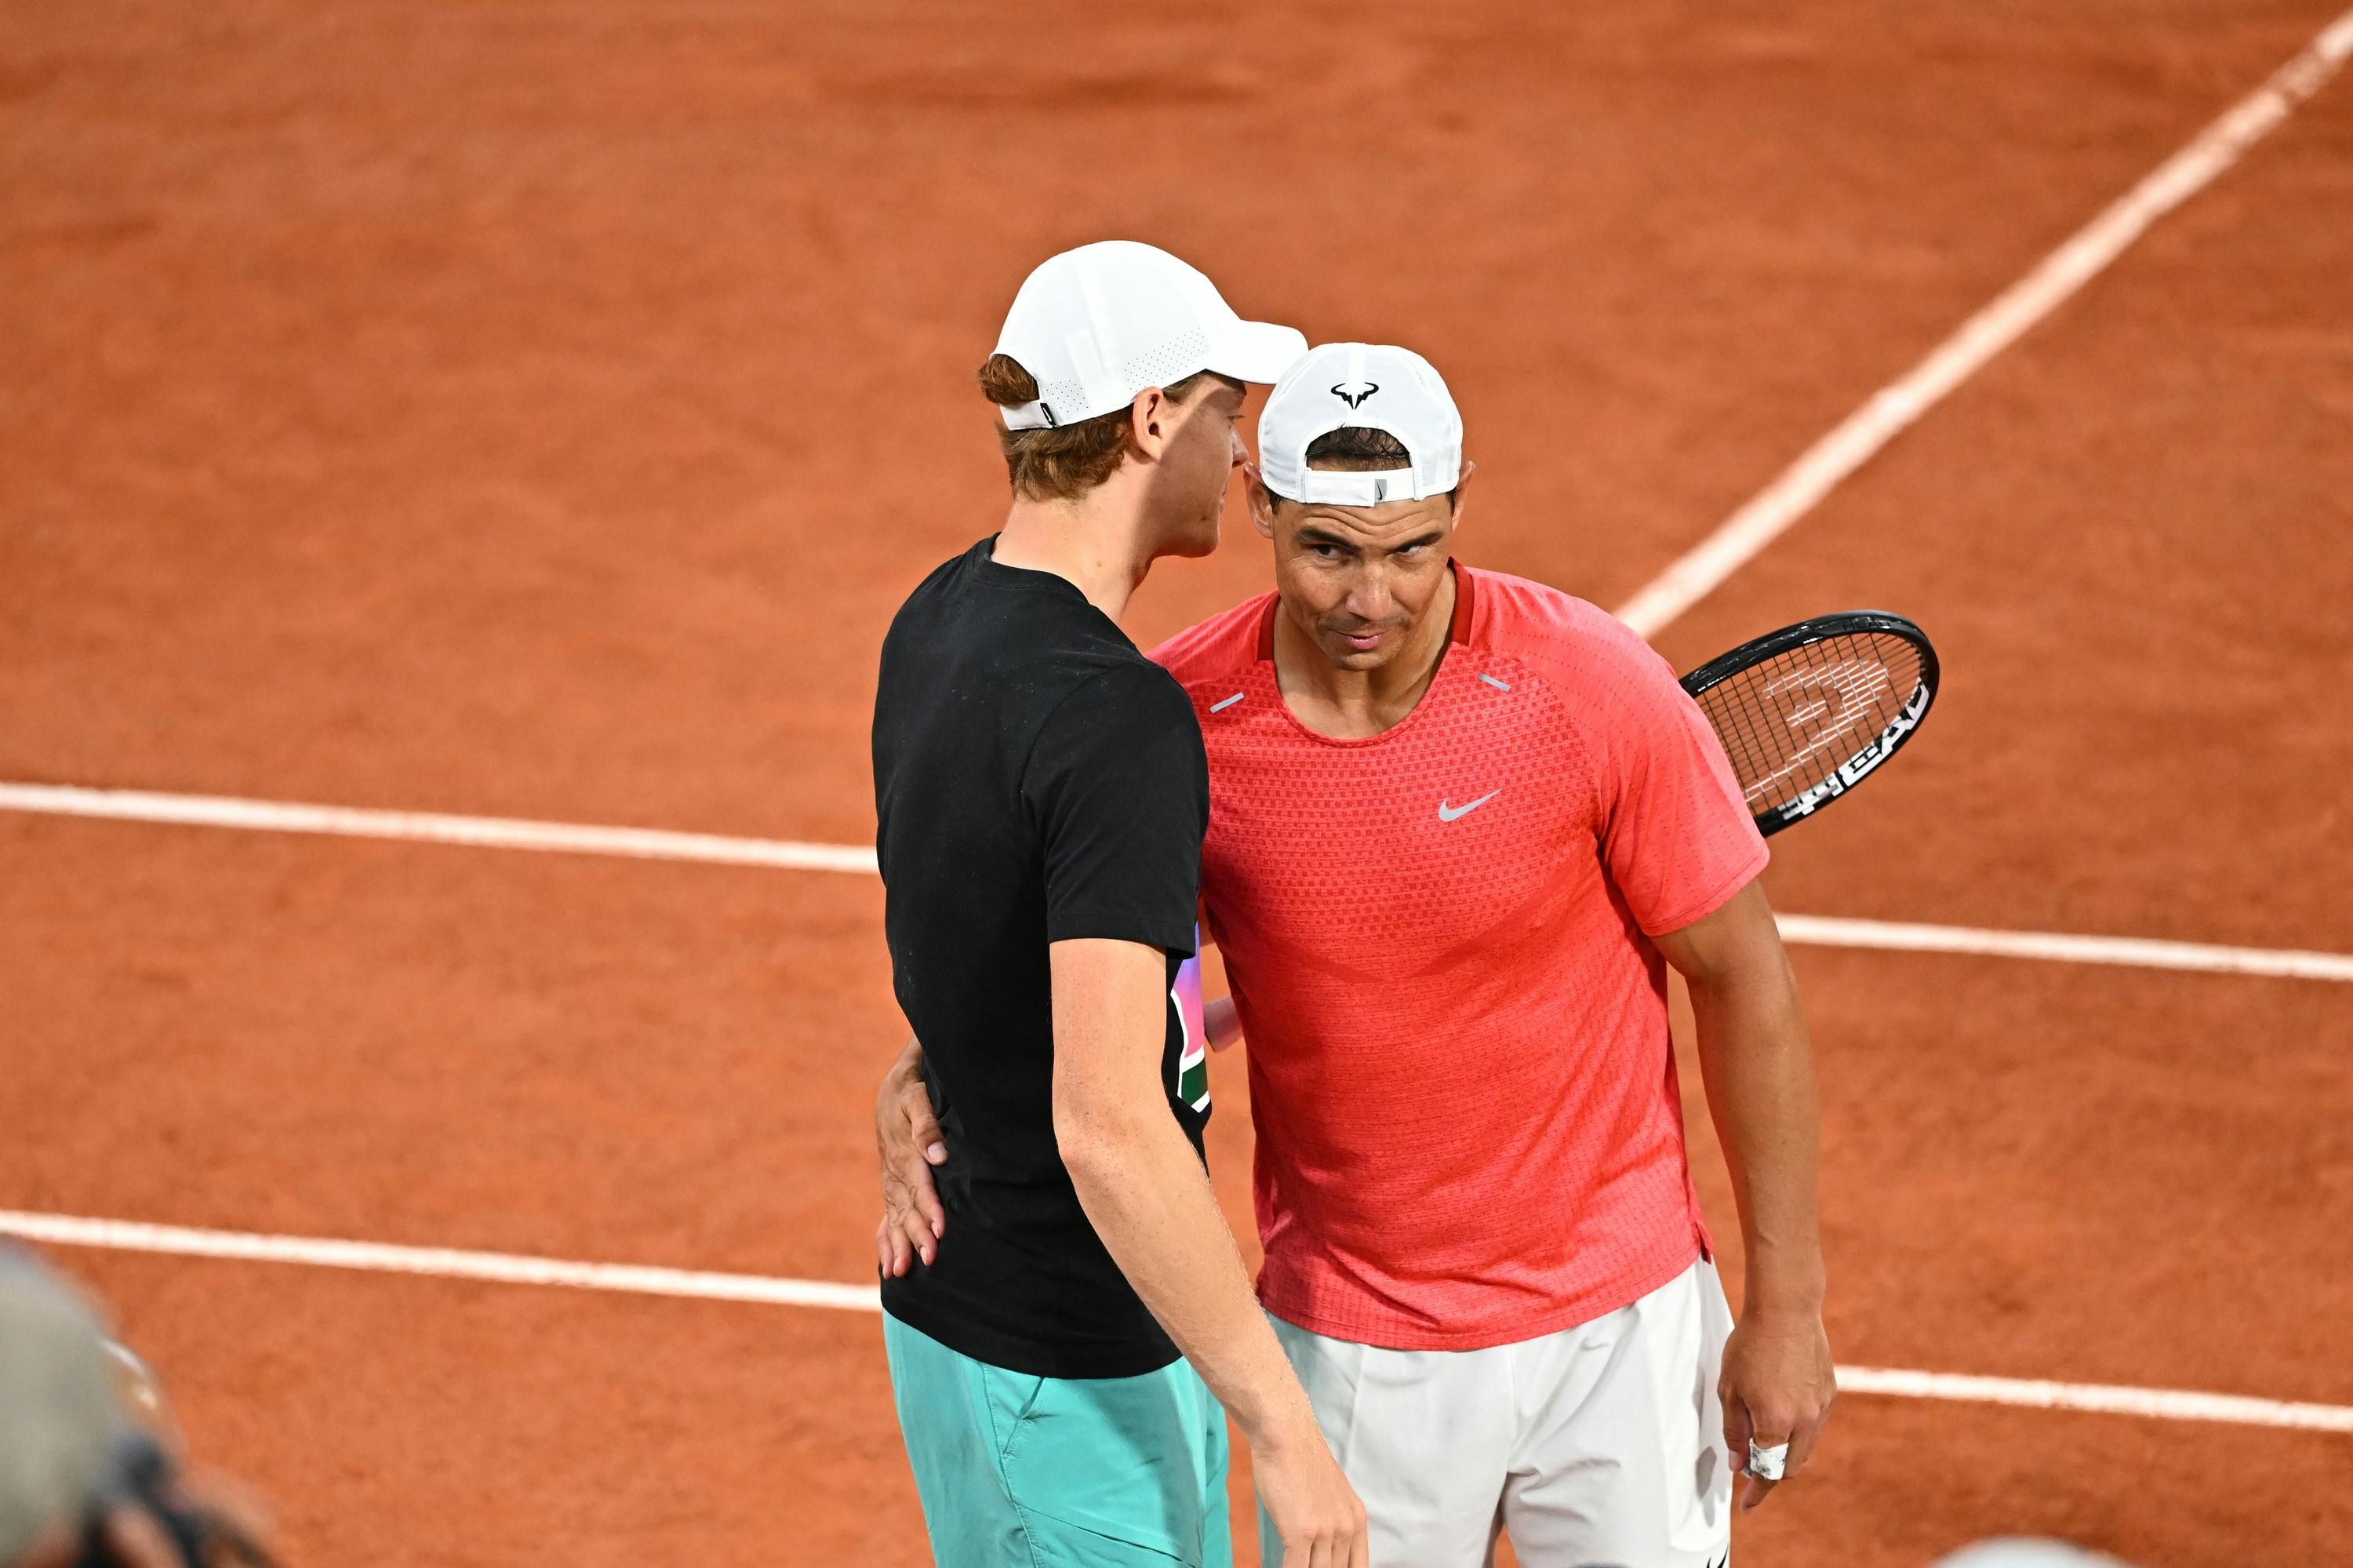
882,342,1833,1567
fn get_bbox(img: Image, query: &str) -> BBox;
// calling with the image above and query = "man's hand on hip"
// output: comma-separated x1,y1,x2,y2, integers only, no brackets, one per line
874,1036,947,1277
1718,1307,1835,1512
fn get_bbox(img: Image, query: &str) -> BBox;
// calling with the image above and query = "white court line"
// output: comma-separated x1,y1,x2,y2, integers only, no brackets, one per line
1835,1366,2353,1435
7,780,2349,981
6,1210,2347,1435
0,1210,882,1313
1610,6,2353,638
1773,914,2353,984
0,781,880,875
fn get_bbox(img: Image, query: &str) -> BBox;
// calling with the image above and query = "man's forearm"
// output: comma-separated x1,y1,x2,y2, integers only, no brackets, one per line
1060,1107,1318,1446
1690,954,1825,1316
1664,886,1838,1500
1046,937,1329,1467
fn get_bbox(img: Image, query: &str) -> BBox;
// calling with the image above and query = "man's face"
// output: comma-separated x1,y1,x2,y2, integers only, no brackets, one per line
1147,377,1250,558
1255,482,1457,671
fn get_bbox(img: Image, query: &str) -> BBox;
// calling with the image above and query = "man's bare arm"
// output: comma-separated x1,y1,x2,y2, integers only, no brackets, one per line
1654,878,1835,1512
1050,937,1366,1568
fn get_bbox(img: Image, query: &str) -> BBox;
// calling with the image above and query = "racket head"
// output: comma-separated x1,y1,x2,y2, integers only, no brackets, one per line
1678,610,1938,837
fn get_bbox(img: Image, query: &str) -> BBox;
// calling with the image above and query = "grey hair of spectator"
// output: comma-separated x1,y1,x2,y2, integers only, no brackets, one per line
0,1249,122,1563
1932,1541,2140,1568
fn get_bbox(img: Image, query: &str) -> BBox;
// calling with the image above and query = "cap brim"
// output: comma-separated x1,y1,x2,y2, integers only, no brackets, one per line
1206,320,1310,386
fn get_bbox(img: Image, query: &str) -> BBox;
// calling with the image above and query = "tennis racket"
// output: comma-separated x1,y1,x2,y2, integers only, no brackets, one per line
1678,610,1938,837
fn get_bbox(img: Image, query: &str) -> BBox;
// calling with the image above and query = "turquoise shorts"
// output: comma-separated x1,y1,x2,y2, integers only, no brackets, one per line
883,1312,1233,1567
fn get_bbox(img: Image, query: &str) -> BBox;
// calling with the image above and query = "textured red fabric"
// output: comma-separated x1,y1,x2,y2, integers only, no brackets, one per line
1150,566,1769,1350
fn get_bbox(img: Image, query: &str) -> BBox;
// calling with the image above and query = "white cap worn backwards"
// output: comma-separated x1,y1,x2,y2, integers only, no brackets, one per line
1259,341,1464,507
993,242,1307,431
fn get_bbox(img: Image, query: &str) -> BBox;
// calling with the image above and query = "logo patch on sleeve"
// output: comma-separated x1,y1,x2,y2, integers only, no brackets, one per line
1172,945,1210,1112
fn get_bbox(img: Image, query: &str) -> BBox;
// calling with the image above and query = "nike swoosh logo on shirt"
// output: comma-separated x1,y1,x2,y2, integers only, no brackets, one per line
1437,790,1500,822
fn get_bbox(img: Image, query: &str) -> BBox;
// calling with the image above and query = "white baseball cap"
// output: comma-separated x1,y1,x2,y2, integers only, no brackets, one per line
1258,341,1464,507
993,241,1307,431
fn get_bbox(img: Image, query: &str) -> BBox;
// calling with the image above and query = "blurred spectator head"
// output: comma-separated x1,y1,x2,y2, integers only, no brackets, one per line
1933,1541,2138,1568
0,1250,272,1568
0,1249,121,1564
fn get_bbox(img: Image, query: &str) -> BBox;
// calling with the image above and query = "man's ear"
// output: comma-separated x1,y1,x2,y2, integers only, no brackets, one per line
1127,386,1172,460
1447,458,1476,533
1242,463,1277,540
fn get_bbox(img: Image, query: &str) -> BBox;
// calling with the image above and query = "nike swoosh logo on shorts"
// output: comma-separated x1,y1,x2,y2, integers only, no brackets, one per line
1437,789,1500,822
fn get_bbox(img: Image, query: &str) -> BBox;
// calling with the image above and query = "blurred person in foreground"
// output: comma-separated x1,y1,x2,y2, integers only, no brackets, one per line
883,344,1834,1566
1933,1544,2140,1567
0,1249,271,1568
867,242,1368,1567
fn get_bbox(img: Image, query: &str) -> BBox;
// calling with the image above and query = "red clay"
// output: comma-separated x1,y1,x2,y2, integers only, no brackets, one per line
3,3,2349,1565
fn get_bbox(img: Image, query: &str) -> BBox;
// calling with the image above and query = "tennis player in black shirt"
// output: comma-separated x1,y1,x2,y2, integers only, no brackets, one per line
870,242,1366,1568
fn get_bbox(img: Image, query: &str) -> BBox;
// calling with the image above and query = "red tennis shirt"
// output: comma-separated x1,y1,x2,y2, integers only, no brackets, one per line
1150,565,1768,1350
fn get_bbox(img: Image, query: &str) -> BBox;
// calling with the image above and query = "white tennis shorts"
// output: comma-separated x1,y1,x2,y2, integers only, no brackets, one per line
1261,1258,1735,1568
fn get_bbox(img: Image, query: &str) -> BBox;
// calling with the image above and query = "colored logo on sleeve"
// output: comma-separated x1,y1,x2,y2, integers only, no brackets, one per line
1171,944,1209,1112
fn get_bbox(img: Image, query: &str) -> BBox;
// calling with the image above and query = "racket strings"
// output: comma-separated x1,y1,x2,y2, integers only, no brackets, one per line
1693,631,1926,810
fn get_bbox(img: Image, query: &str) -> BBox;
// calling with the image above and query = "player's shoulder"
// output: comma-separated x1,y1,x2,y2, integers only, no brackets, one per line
1460,566,1692,750
1030,649,1200,774
1463,566,1667,687
1067,639,1193,715
1146,591,1275,688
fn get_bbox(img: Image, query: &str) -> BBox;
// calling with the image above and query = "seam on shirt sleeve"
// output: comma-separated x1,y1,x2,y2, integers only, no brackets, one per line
1013,660,1161,805
1637,838,1770,937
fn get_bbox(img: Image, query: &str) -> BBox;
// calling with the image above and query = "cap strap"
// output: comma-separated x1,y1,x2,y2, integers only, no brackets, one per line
1288,466,1427,507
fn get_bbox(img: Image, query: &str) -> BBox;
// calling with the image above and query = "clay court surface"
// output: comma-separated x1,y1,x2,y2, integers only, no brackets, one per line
4,2,2351,1563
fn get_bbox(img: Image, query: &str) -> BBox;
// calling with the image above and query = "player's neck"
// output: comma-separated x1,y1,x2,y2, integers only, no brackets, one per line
992,493,1157,624
1274,568,1457,740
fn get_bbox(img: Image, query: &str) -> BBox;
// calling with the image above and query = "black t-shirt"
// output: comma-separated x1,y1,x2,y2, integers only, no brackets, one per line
871,536,1211,1378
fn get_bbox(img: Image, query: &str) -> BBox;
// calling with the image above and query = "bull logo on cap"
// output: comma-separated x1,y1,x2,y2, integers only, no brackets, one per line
1330,379,1379,409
